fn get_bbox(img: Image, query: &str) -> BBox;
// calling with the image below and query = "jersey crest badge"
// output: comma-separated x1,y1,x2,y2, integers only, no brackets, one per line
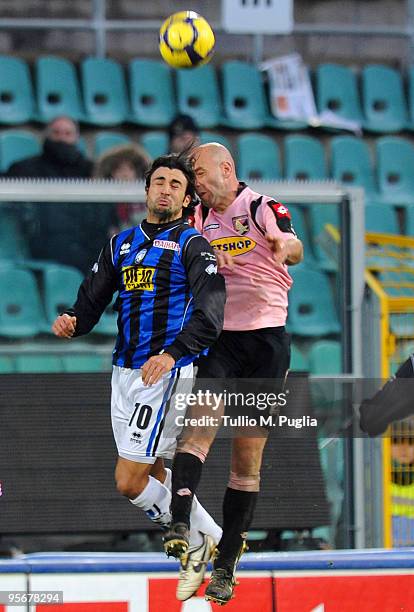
232,214,250,235
135,249,147,264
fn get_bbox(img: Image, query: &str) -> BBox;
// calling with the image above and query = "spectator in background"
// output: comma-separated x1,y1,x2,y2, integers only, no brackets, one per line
6,116,92,179
168,114,200,154
94,143,151,231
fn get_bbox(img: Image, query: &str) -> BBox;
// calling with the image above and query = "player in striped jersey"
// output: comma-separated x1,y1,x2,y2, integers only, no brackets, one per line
52,153,226,600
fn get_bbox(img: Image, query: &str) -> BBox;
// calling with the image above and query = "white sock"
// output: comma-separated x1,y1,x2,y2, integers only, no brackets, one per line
129,475,171,528
164,467,223,546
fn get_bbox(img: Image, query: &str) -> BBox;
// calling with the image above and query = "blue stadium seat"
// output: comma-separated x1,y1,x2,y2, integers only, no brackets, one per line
41,264,84,326
94,132,131,158
316,63,364,126
93,297,118,336
290,344,309,371
307,203,340,271
284,135,327,180
362,65,408,133
236,133,280,181
376,137,414,205
0,130,40,172
35,56,85,123
308,340,342,375
176,64,221,128
221,61,269,130
0,55,35,124
330,136,379,200
288,205,318,269
365,203,399,234
0,208,31,260
129,59,176,127
81,57,129,126
0,267,46,337
288,267,341,337
140,131,169,159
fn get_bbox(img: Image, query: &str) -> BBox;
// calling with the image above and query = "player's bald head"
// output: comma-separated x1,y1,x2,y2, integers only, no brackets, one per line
192,142,240,211
193,142,236,172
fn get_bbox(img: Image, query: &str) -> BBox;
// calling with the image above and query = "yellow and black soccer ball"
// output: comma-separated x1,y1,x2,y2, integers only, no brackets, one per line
159,11,215,69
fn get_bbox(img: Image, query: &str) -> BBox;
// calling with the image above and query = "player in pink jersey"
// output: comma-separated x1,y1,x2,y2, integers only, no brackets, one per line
163,143,303,605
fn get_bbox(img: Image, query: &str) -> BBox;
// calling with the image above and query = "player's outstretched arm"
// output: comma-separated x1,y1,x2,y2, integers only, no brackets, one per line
265,234,303,265
52,313,77,339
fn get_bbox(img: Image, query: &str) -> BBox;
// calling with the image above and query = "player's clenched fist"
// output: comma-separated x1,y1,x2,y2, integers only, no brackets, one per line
52,313,77,338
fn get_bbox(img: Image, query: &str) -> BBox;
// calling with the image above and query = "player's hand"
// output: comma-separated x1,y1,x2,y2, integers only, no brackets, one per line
265,234,289,264
52,313,77,338
141,353,176,386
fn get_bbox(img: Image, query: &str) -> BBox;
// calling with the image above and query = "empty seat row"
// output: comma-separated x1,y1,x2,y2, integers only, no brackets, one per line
0,353,111,373
2,55,414,132
291,340,342,374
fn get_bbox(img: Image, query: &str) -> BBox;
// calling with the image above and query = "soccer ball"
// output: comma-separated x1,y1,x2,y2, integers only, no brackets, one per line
159,11,215,69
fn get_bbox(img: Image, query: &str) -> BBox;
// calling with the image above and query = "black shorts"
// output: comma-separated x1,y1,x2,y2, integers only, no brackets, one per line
197,326,291,380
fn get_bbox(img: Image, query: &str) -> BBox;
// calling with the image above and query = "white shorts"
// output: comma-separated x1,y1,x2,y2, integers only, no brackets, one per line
111,364,194,464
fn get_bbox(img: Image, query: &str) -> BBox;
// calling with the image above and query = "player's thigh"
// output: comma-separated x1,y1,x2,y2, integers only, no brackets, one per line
245,328,291,380
196,331,244,379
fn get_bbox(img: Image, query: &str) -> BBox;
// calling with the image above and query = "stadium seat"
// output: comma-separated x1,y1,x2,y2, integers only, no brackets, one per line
307,203,340,271
35,56,85,123
0,208,31,260
308,340,342,375
288,267,341,337
0,55,35,124
407,66,414,130
15,354,63,373
315,63,364,126
405,206,414,236
290,344,309,371
94,132,131,158
41,264,84,326
288,205,318,269
284,135,327,180
376,137,414,204
0,130,41,172
61,353,111,372
365,203,399,234
199,131,232,151
330,136,378,200
176,64,221,128
140,131,169,159
81,57,129,126
236,133,280,181
221,61,270,129
0,355,15,373
0,267,46,337
93,297,118,336
362,65,408,133
129,59,176,127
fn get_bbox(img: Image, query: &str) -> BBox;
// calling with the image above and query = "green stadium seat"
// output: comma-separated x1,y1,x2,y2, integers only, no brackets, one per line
93,297,118,336
94,132,131,158
61,353,110,372
288,267,341,337
140,131,168,159
236,133,280,181
15,354,63,373
129,59,176,127
0,55,35,124
41,264,84,326
0,355,15,373
365,203,399,234
0,267,46,337
362,65,408,133
284,135,327,180
221,61,270,130
376,137,414,204
0,130,40,173
176,64,221,128
81,57,129,126
330,136,378,200
35,56,85,123
288,205,318,269
290,344,309,371
0,208,30,260
199,131,232,152
316,63,364,126
307,203,340,271
308,340,342,375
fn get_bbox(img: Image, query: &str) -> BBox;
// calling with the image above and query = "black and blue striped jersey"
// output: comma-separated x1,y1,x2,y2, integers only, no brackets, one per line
68,218,226,369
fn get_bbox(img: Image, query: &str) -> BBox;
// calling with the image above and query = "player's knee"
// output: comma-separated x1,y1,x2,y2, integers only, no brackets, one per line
115,473,148,498
228,471,261,492
176,441,209,463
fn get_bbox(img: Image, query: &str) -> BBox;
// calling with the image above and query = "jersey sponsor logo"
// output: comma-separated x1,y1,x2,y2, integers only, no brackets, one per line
153,239,181,253
122,266,155,291
204,223,220,231
134,248,147,264
205,263,218,275
269,201,291,219
210,236,256,256
232,214,250,235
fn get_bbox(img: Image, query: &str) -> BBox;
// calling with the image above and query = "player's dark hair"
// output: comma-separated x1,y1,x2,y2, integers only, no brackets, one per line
145,152,197,203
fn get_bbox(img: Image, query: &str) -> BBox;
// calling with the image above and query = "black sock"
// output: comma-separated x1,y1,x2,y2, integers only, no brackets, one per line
170,452,203,528
215,488,258,572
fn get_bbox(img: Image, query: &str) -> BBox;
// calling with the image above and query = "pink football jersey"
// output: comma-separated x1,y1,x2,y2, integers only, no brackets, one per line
195,186,295,331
